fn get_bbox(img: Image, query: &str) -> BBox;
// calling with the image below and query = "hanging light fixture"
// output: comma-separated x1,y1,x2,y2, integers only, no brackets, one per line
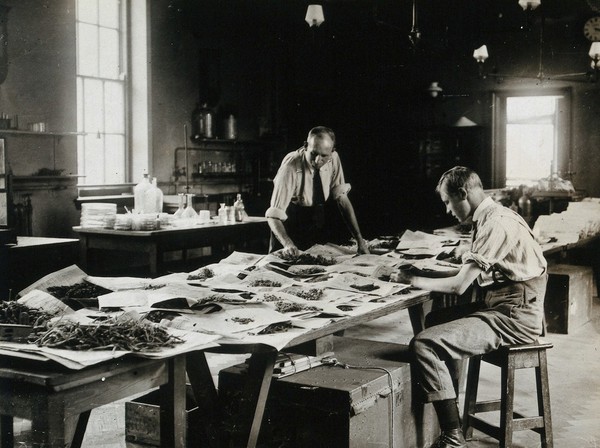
305,5,325,27
473,45,489,78
518,0,541,10
427,82,443,98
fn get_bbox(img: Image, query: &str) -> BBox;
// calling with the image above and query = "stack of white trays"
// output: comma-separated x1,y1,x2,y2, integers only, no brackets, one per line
80,203,117,229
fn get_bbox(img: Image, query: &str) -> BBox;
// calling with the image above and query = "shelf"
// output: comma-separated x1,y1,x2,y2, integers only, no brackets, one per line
11,175,82,191
0,129,85,137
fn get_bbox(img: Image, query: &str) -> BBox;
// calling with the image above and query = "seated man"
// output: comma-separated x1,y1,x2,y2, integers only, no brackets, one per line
395,166,547,448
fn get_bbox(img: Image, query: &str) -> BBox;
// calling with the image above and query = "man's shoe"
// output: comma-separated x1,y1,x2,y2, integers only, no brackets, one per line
430,428,467,448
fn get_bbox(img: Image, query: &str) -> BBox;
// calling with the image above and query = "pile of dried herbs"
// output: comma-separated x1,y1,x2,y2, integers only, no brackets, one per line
47,281,113,299
29,318,182,352
287,287,324,301
0,301,56,326
280,253,337,266
274,301,321,314
187,267,215,281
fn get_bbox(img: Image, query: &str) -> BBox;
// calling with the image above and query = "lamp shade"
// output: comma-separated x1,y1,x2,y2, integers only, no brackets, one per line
518,0,541,10
427,82,443,98
453,116,478,127
473,45,489,63
305,5,325,27
589,42,600,59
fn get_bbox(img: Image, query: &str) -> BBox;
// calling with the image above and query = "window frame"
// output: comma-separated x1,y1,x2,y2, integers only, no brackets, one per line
76,0,130,187
491,87,572,188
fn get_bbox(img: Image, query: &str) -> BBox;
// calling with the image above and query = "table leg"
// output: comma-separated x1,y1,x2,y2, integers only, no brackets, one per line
32,402,66,448
186,351,219,447
160,356,187,448
0,415,13,448
231,349,277,448
408,302,426,335
149,245,159,277
70,410,91,448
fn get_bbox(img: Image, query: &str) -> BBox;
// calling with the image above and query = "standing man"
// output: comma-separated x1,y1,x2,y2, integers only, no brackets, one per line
395,166,547,448
266,126,369,258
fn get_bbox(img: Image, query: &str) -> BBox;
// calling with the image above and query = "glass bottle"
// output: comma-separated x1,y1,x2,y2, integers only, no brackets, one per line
182,193,197,219
218,203,227,224
173,193,185,218
234,193,245,222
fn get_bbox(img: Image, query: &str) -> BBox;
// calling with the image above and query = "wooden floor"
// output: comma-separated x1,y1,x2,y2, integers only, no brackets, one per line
10,298,600,447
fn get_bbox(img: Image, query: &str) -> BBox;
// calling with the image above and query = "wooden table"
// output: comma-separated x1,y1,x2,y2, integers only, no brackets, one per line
73,217,269,277
0,355,187,448
186,288,432,448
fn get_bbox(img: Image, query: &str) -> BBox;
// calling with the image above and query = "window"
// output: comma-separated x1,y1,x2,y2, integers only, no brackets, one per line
492,89,571,188
76,0,127,185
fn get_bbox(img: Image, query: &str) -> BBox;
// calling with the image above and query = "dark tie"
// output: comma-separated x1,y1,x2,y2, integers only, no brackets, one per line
312,168,325,206
471,220,478,245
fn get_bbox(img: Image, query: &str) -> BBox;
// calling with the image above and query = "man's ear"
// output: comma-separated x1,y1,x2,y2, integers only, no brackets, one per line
457,187,468,200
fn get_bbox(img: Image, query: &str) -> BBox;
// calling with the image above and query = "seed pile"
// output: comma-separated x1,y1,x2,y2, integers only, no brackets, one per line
288,288,324,301
29,318,182,352
350,283,380,292
292,266,325,275
275,301,321,314
249,279,282,287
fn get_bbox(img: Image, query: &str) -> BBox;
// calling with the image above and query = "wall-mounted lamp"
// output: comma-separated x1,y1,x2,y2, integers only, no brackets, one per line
518,0,541,10
427,82,443,98
473,45,489,78
589,42,600,69
305,5,325,27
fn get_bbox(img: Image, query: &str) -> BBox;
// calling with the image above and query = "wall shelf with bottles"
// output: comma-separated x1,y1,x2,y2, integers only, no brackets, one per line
172,139,286,195
0,130,85,137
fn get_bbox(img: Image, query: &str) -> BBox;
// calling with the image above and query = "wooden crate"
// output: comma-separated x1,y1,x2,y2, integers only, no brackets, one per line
125,385,200,446
219,336,439,448
545,264,593,334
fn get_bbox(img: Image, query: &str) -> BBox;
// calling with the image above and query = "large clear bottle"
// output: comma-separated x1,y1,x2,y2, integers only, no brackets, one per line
134,172,151,213
152,177,163,213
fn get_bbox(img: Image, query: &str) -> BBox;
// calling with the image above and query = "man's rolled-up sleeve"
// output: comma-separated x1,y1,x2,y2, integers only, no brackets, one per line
331,182,351,200
265,164,296,221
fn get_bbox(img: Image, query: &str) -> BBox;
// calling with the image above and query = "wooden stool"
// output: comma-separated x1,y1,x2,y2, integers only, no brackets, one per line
462,341,553,448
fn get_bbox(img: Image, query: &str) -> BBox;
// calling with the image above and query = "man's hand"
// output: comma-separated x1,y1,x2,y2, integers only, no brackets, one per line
280,244,300,260
357,238,370,255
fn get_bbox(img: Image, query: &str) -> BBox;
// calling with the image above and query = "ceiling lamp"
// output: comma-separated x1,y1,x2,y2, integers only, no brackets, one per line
427,82,443,98
305,5,325,27
518,0,541,10
453,116,478,127
473,45,489,78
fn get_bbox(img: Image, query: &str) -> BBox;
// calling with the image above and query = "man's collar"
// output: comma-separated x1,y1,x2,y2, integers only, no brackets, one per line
472,196,494,223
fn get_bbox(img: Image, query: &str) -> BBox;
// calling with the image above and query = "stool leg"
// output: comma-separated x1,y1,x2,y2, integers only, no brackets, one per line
462,356,482,440
0,415,14,448
500,356,515,448
536,351,553,448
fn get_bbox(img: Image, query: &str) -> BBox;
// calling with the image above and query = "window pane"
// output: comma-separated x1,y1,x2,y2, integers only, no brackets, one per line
104,81,125,134
83,78,104,134
506,123,554,186
77,78,84,133
104,134,126,183
83,134,105,184
99,28,120,79
99,0,120,28
77,23,98,76
77,0,98,24
507,96,558,123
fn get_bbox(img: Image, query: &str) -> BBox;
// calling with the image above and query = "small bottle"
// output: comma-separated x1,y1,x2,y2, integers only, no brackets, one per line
218,203,227,224
234,193,245,222
518,189,532,225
